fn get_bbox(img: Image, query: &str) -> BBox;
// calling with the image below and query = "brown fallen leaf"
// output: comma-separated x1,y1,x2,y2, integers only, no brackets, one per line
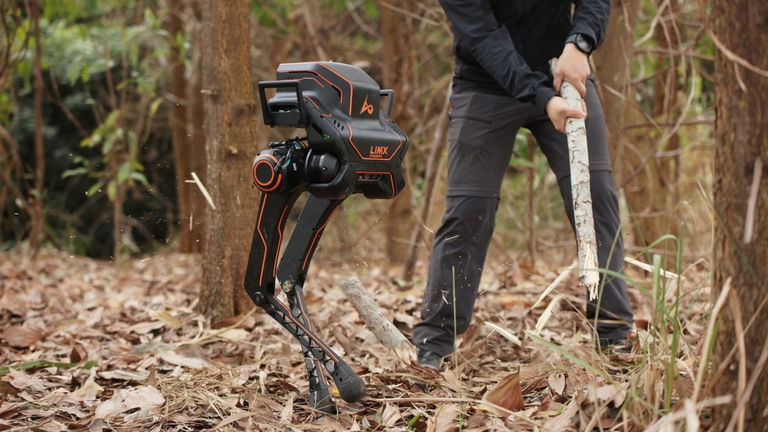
94,385,165,420
2,325,44,348
0,381,19,396
548,372,566,396
542,398,579,432
69,371,103,401
70,343,88,363
428,403,460,432
483,369,525,415
159,350,207,369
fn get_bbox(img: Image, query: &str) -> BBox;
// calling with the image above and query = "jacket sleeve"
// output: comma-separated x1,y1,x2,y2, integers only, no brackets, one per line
571,0,611,48
439,0,556,109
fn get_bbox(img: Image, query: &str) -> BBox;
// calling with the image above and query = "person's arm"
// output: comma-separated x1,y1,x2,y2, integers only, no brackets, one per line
439,0,555,110
571,0,611,49
553,0,611,95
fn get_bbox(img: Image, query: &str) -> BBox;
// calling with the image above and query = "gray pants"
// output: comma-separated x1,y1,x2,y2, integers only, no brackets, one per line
413,79,634,357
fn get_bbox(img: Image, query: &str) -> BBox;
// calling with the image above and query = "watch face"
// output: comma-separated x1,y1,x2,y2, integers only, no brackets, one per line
575,34,592,54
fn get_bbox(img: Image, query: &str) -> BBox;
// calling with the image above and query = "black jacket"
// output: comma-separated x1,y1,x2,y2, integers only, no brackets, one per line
439,0,610,109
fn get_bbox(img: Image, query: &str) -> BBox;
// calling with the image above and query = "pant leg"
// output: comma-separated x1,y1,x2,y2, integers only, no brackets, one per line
412,196,500,357
526,79,634,340
412,91,528,357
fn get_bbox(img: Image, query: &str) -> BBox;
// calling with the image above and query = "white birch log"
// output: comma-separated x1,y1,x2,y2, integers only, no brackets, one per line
336,275,416,364
550,59,600,300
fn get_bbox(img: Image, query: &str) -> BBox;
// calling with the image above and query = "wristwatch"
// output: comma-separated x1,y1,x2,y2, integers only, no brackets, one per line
566,33,593,55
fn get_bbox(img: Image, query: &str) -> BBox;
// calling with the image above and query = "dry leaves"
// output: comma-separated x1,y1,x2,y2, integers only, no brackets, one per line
0,248,713,431
483,369,525,415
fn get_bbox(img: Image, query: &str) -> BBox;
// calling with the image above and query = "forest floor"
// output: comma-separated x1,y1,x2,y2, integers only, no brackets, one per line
0,247,713,431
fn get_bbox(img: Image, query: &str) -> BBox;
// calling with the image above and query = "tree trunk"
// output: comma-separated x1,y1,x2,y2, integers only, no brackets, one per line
711,1,768,430
168,0,204,253
187,0,208,252
592,0,639,182
198,0,259,321
593,0,678,255
380,0,414,266
29,0,45,253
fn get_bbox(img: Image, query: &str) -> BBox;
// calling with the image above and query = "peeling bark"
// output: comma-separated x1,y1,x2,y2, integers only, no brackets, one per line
337,276,415,364
552,60,600,299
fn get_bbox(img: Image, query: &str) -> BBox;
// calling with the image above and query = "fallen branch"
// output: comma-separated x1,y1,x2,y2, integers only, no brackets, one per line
551,59,600,300
336,276,415,364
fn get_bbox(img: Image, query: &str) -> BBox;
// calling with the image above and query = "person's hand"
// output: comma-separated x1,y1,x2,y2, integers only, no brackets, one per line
553,43,591,97
546,96,586,133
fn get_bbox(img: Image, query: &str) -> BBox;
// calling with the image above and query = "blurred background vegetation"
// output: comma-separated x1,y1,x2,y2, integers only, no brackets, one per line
1,0,714,268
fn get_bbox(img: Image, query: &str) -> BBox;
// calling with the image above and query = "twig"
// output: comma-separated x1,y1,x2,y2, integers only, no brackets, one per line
725,329,768,432
743,157,762,244
644,396,733,432
692,278,731,402
624,256,686,281
530,260,577,310
484,322,521,347
709,30,768,78
186,171,216,210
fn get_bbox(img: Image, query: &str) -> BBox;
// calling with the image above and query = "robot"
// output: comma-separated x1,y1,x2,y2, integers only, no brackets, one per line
244,62,409,412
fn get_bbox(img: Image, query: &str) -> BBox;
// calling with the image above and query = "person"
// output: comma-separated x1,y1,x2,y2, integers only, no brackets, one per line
413,0,635,370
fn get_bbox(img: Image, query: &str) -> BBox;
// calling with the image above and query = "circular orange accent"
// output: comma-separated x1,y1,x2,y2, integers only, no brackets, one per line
253,159,275,187
259,173,283,192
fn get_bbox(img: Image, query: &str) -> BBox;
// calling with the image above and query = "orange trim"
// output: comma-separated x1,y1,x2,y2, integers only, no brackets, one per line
306,97,321,110
253,159,275,187
283,68,344,105
298,77,324,88
346,122,404,162
273,204,290,278
301,206,339,271
357,171,396,198
318,63,354,116
258,173,283,192
254,154,283,192
256,195,269,286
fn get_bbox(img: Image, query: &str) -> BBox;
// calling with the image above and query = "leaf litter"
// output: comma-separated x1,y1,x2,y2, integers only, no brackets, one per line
0,248,712,430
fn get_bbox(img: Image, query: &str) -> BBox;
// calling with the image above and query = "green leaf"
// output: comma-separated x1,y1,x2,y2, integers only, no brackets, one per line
106,180,116,201
508,157,537,169
104,110,120,129
117,162,132,184
131,171,149,187
61,167,89,178
86,180,104,197
149,97,163,117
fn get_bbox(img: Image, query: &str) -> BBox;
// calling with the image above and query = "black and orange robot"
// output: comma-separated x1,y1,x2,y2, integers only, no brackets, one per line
245,62,408,413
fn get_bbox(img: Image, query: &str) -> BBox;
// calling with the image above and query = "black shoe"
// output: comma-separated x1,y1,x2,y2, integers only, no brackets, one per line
417,349,446,370
597,334,634,354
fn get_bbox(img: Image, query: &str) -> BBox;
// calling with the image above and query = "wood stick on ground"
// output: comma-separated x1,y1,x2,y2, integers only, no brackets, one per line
550,59,600,300
336,276,416,364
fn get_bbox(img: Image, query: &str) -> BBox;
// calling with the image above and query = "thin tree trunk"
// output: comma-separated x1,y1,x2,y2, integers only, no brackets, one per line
198,0,259,321
402,88,450,279
168,0,200,253
187,0,207,251
29,0,45,253
380,0,414,266
594,0,677,254
711,0,768,429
